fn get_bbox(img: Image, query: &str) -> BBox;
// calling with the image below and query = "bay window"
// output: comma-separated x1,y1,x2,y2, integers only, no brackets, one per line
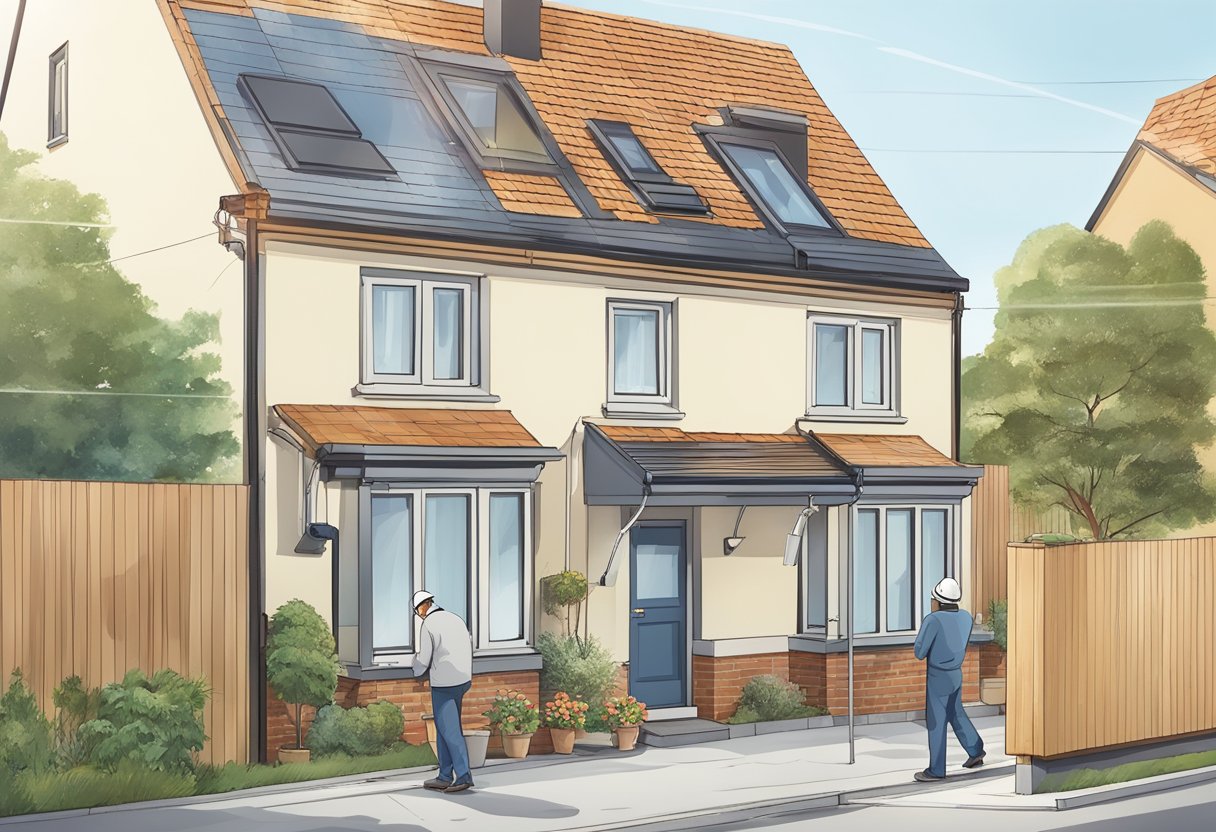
807,315,897,416
852,505,954,635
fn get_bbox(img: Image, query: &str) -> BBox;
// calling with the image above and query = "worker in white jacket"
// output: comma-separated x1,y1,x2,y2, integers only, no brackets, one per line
412,590,474,794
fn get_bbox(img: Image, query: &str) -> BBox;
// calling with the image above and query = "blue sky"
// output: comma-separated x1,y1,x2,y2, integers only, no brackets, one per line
562,0,1216,355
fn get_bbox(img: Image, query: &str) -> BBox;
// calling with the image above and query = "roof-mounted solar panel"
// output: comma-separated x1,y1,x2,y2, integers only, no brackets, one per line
277,130,395,175
243,75,359,135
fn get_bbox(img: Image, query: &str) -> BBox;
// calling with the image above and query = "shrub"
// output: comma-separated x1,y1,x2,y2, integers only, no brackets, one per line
306,701,404,758
987,599,1008,652
727,675,821,724
537,633,618,705
0,670,53,776
266,599,340,750
18,761,195,813
483,690,539,735
602,696,647,728
540,571,589,636
52,675,101,769
79,668,208,775
542,692,589,730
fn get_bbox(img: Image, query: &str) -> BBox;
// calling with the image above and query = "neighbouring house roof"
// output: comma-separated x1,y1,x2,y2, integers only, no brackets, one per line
158,0,965,291
275,404,543,450
813,433,960,468
1138,75,1216,176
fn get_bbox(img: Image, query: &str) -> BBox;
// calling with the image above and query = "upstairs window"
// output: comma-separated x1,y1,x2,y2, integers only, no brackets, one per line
47,44,68,146
807,315,897,416
424,64,553,167
606,299,675,415
240,75,395,177
588,120,708,215
718,140,832,231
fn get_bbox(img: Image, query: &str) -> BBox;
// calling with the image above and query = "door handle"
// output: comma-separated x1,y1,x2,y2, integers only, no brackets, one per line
632,608,645,615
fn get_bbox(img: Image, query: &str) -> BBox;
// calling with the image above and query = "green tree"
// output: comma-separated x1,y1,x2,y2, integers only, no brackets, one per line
963,222,1216,539
0,132,237,482
266,600,340,750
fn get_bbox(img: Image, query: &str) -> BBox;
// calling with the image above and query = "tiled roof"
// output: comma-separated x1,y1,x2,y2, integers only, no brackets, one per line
814,433,957,467
1138,75,1216,175
167,0,930,248
275,404,542,449
482,171,583,217
597,426,806,444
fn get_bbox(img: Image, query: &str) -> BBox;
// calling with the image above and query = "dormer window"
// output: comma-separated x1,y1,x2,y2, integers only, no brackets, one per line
588,120,708,215
239,75,395,177
716,139,833,231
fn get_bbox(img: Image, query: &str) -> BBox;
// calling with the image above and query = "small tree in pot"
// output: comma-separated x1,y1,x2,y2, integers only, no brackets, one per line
266,600,340,763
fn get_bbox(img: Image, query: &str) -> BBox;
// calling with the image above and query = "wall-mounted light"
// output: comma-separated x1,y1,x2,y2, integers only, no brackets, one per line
783,501,818,566
724,505,748,555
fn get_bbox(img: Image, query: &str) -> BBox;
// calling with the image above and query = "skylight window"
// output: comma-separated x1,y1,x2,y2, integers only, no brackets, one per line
240,75,395,177
718,141,831,230
588,120,708,215
437,73,551,164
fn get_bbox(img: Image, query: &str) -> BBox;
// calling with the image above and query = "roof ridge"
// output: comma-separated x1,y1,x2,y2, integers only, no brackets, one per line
1146,74,1216,111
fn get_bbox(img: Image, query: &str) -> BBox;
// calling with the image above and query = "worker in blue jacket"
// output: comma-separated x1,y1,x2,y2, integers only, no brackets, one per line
913,577,986,781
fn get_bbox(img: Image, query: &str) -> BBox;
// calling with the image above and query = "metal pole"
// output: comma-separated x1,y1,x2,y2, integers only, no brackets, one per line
847,505,855,765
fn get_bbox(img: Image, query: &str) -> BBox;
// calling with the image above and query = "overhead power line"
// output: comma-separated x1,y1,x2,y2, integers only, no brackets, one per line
0,217,117,228
1013,78,1203,85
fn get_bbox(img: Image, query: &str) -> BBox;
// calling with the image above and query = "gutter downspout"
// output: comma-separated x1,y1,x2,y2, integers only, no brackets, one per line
952,292,964,461
244,216,267,764
0,0,26,122
599,472,653,587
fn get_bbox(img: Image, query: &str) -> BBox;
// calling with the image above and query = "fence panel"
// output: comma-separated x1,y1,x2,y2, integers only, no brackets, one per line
0,479,249,764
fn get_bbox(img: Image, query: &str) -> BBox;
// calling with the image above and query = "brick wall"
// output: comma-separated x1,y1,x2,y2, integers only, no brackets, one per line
823,646,979,715
789,650,827,708
692,652,791,721
979,642,1006,679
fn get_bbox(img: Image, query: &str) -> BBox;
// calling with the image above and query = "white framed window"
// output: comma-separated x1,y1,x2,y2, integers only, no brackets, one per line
807,315,897,416
851,504,954,636
367,486,531,656
361,269,480,390
607,299,674,410
48,43,68,146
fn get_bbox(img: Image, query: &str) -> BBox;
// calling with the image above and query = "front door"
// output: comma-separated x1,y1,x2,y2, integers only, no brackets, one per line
628,524,688,709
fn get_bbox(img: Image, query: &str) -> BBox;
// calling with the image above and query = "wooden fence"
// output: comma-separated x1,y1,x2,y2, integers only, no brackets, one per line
0,479,250,764
1007,538,1216,759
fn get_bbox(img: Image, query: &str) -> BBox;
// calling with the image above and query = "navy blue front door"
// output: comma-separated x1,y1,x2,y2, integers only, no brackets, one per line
629,524,687,709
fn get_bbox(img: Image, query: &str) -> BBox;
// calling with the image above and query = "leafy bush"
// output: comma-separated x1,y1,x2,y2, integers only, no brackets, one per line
0,670,53,776
483,690,540,735
987,599,1008,652
540,571,589,635
17,761,195,813
537,633,618,706
266,600,340,750
726,675,823,724
52,675,101,769
306,701,404,758
79,668,208,775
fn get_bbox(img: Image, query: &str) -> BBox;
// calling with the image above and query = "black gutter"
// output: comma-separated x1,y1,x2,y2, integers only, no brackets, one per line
244,217,267,764
952,292,964,461
0,0,26,122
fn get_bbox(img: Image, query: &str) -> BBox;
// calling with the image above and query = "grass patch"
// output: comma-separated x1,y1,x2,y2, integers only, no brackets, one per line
17,762,196,814
726,704,829,725
1039,750,1216,793
196,743,436,795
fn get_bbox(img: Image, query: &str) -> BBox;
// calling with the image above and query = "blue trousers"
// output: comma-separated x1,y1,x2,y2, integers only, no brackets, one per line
925,668,984,777
432,681,472,782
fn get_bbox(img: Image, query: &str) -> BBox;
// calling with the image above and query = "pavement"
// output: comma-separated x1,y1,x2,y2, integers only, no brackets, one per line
4,716,1014,832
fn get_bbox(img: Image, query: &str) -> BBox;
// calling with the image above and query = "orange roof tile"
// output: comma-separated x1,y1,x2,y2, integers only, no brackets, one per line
276,404,542,450
597,425,805,444
482,171,583,217
169,0,931,248
814,434,957,467
1137,75,1216,175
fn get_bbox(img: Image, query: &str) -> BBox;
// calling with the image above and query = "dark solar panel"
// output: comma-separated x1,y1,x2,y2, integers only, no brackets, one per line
278,130,396,175
243,75,359,136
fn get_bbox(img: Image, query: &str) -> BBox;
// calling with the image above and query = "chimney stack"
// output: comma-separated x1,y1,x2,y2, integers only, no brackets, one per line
483,0,542,61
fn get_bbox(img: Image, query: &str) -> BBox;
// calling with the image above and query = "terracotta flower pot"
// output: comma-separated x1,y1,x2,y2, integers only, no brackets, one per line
421,713,438,759
980,677,1007,706
574,727,588,740
501,731,534,759
614,725,640,751
278,747,311,765
550,727,576,754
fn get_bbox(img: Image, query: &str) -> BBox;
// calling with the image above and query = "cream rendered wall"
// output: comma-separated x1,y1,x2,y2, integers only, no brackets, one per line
260,242,958,650
0,0,244,460
1092,148,1216,537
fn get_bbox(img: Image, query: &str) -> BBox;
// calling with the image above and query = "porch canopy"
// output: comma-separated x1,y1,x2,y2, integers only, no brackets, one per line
812,433,984,498
582,424,858,506
274,404,563,483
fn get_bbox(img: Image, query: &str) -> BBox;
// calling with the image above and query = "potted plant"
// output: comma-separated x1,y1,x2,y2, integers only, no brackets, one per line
979,599,1008,706
484,690,539,759
265,599,340,764
603,695,647,751
542,692,589,754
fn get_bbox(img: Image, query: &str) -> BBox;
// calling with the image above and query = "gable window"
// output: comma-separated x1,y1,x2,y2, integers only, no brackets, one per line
47,43,68,146
852,505,954,636
239,74,395,177
807,315,897,416
719,141,832,230
367,487,531,657
606,299,676,416
361,269,481,391
588,120,708,215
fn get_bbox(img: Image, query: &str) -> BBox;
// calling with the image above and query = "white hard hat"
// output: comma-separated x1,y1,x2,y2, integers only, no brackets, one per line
411,590,435,611
932,577,962,604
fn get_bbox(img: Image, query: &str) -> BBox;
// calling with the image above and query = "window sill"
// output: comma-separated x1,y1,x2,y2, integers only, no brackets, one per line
342,648,540,680
353,383,501,403
789,630,993,653
801,412,908,425
601,402,685,421
46,135,68,150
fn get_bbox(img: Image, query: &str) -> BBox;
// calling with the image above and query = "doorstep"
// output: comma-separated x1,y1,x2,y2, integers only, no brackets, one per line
641,703,1001,748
